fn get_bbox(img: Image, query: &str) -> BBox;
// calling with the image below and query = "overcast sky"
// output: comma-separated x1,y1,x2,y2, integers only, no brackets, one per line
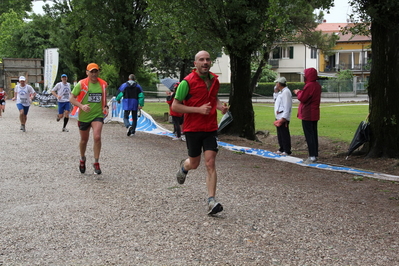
319,0,354,23
32,0,353,23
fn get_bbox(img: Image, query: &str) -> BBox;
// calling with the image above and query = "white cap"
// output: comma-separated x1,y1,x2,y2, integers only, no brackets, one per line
19,76,26,81
274,77,287,84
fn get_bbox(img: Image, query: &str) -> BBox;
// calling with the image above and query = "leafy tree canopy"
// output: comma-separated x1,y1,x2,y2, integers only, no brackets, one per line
0,0,32,16
147,0,334,140
0,10,25,58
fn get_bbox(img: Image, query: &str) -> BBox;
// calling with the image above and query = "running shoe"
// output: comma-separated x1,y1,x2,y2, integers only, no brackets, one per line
303,157,317,164
56,115,60,122
62,128,69,132
79,159,86,173
93,162,102,175
176,159,187,184
127,126,132,136
208,199,223,215
21,125,26,132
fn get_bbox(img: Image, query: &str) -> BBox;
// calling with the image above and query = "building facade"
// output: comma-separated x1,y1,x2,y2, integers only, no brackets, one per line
0,58,43,97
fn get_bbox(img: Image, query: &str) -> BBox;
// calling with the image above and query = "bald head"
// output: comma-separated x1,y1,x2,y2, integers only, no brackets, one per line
194,50,211,75
195,50,210,61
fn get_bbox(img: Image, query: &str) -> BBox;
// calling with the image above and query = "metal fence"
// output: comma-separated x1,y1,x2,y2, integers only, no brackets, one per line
318,79,367,98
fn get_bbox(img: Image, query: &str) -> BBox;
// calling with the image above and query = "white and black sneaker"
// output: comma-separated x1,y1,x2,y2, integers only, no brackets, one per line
127,126,132,136
208,198,223,215
303,157,317,164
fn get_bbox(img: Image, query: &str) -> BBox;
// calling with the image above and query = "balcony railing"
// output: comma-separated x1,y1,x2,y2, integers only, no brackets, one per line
324,63,371,72
268,59,279,68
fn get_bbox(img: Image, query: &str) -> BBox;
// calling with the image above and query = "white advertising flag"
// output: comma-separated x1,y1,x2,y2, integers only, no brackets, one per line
44,48,59,92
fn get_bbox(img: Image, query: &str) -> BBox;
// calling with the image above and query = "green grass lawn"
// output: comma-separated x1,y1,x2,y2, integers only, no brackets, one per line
144,102,369,144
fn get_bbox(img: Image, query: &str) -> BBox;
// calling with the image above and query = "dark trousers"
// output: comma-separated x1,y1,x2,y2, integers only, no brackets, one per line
302,120,319,157
172,116,183,138
276,121,291,154
124,110,138,133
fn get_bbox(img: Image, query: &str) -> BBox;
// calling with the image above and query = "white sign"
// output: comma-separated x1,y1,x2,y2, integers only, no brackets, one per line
44,48,59,91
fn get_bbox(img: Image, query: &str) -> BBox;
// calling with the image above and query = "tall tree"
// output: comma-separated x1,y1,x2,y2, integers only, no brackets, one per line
75,0,149,82
43,0,89,80
147,0,333,140
14,13,54,58
0,0,33,58
43,0,149,83
146,9,222,80
0,11,25,58
348,0,399,157
0,0,31,16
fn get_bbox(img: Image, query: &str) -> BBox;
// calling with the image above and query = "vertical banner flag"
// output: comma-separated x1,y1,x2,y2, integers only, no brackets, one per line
44,48,59,92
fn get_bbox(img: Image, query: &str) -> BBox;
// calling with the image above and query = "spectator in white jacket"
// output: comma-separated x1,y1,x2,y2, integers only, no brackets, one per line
273,77,292,156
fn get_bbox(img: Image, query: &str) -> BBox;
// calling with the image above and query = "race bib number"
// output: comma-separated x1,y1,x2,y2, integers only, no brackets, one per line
20,98,28,104
88,93,101,103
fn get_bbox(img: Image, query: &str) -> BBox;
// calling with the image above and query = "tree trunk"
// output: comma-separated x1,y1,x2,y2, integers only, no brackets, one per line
222,51,256,140
367,21,399,157
179,59,191,82
250,50,269,92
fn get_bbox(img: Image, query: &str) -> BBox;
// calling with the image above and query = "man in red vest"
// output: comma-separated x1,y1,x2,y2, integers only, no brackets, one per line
70,63,108,175
172,50,229,215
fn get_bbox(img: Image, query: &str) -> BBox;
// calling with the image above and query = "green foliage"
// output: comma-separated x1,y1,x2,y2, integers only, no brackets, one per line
218,84,231,94
337,69,354,80
15,14,53,58
136,65,159,88
0,0,32,16
0,11,25,58
146,0,222,79
146,0,333,140
0,3,53,59
99,64,120,96
251,63,276,82
44,0,150,82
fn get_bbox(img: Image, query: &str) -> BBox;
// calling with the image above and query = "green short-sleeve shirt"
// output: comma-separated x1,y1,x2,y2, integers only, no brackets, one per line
71,81,104,122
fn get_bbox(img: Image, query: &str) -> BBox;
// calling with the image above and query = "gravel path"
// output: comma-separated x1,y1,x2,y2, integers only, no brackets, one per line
1,100,398,265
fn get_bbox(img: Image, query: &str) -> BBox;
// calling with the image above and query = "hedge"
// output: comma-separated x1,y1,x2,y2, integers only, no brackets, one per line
219,82,305,97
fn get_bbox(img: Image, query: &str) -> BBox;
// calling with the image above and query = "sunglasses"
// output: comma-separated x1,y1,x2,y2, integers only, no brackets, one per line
89,69,99,73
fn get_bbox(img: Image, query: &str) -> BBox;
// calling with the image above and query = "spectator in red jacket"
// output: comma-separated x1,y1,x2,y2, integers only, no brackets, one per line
166,83,184,140
293,67,321,164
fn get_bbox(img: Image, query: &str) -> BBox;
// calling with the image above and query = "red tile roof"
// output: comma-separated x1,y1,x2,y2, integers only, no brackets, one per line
316,23,371,42
316,23,347,33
